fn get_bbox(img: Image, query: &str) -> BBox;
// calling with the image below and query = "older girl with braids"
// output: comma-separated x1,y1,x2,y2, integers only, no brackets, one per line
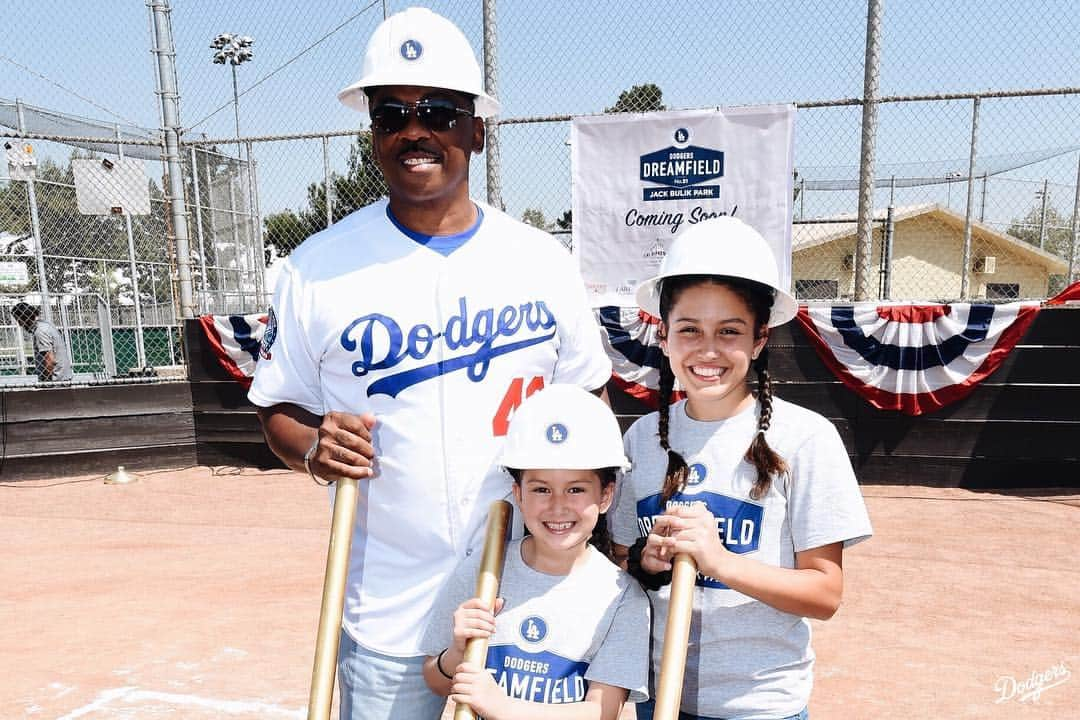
610,217,872,720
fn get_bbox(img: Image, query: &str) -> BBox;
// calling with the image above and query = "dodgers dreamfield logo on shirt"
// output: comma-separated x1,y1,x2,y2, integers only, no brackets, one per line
485,618,589,705
636,464,764,589
339,296,557,397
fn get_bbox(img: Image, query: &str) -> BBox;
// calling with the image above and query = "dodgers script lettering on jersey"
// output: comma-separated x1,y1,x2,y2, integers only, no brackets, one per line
486,645,589,705
637,491,764,589
340,296,557,398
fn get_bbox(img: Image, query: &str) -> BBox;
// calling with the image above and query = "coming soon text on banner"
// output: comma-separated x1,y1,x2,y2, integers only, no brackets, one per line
571,106,795,308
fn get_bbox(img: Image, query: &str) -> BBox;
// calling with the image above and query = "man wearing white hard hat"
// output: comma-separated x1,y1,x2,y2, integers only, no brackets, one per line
249,8,611,719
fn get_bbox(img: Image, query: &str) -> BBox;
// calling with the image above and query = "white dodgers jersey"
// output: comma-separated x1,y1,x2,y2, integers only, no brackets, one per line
249,199,611,655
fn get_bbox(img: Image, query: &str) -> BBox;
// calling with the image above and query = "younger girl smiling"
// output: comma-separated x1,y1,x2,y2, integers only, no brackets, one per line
423,385,650,719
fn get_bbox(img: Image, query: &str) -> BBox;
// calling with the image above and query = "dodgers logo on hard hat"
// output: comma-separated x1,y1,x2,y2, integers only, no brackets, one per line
545,423,568,444
400,39,422,60
520,616,548,643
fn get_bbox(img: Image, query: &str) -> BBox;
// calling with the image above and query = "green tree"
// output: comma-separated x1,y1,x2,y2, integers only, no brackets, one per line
521,207,548,230
263,133,388,262
605,83,666,113
1006,202,1074,259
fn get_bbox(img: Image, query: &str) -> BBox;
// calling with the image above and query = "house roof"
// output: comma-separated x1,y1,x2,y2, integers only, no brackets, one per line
792,203,1070,272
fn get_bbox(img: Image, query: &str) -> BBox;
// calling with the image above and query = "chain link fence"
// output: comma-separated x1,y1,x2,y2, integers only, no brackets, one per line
1,0,1078,386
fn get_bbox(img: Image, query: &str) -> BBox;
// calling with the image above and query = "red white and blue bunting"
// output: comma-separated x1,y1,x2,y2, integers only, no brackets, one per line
595,306,670,408
795,302,1039,415
197,313,267,388
595,282,1079,416
200,283,1080,416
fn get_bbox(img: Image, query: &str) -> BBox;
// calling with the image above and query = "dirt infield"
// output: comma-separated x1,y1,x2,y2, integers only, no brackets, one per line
3,466,1077,719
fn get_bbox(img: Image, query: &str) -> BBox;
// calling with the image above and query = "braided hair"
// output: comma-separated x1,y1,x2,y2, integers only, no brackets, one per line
656,275,789,504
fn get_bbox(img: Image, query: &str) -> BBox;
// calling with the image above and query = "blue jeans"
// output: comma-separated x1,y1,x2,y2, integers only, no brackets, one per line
635,700,808,720
337,629,447,720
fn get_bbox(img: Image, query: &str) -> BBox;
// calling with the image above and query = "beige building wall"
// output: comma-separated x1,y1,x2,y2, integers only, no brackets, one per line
792,212,1060,301
889,215,962,299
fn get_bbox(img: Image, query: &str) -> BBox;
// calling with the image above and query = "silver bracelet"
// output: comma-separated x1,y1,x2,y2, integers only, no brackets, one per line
303,435,331,486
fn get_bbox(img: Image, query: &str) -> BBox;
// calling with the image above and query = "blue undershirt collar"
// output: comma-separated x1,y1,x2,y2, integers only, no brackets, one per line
386,204,483,256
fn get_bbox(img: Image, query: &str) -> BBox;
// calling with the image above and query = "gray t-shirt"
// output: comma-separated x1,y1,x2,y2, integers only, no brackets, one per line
611,397,872,719
421,539,651,705
32,320,73,381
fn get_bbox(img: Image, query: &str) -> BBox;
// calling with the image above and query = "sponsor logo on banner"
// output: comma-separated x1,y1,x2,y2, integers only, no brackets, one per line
642,240,667,267
639,127,725,201
636,490,763,588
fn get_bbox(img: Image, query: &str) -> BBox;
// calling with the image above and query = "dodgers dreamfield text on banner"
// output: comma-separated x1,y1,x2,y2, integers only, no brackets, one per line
571,105,795,308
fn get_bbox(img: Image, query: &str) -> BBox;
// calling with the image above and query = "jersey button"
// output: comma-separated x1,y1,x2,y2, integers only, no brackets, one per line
465,548,474,557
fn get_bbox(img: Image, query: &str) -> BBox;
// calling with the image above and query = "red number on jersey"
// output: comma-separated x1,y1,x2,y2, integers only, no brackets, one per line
492,375,546,436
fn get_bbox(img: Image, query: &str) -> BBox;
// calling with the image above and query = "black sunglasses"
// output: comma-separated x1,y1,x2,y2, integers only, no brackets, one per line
369,98,474,134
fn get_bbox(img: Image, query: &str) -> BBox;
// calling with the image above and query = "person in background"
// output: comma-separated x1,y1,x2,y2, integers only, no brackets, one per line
12,302,73,382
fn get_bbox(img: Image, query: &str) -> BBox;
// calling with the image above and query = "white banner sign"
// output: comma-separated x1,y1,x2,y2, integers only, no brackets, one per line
571,105,795,308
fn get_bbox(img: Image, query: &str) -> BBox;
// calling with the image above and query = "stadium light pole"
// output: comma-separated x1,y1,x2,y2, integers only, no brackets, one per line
210,33,254,156
211,33,256,309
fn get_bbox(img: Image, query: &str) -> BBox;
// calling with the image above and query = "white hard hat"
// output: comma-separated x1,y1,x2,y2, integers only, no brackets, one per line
635,217,798,327
499,385,630,472
338,7,500,118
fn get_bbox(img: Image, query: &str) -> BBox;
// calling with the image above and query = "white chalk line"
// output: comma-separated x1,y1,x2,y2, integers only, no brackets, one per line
56,686,305,719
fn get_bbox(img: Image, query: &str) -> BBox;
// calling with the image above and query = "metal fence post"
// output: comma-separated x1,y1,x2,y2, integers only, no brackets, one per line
323,135,334,229
482,0,503,209
15,99,53,324
115,125,147,368
228,177,244,311
148,0,196,319
1069,153,1080,285
245,140,266,305
1037,178,1049,250
190,146,209,313
853,0,883,301
959,96,980,300
203,151,221,311
979,171,988,222
97,295,117,379
123,214,147,369
882,177,895,299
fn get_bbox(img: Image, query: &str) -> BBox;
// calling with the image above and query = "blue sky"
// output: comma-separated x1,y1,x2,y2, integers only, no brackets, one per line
2,1,1077,235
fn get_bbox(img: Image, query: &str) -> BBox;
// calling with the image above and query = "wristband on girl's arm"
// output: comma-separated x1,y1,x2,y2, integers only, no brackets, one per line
626,536,673,591
436,648,453,679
